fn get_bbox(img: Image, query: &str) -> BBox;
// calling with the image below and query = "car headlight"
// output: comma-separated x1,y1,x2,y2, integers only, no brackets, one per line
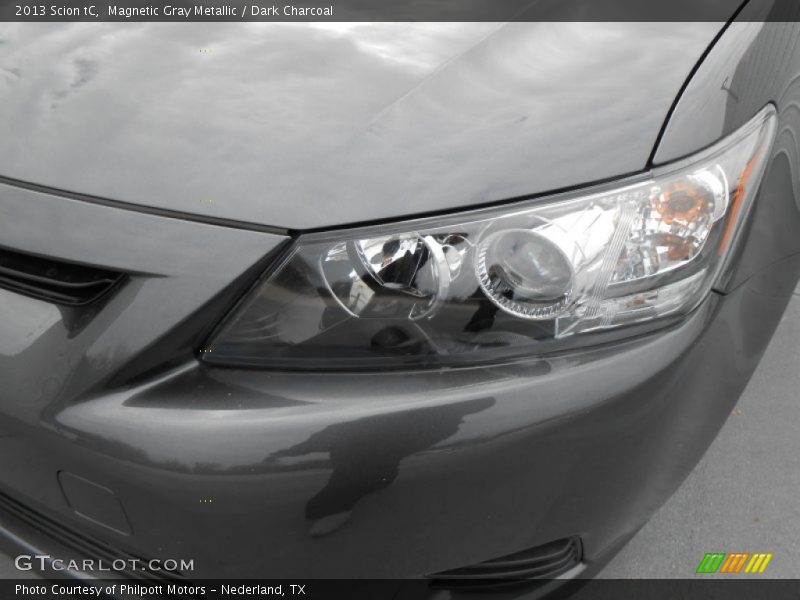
203,105,777,370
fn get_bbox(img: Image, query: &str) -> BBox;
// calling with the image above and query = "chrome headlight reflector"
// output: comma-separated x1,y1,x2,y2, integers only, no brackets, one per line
204,106,776,369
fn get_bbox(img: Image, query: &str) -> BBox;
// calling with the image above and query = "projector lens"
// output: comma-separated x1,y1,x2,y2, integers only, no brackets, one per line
477,229,574,319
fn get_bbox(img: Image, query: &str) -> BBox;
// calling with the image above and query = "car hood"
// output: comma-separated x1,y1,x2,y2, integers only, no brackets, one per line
0,21,724,231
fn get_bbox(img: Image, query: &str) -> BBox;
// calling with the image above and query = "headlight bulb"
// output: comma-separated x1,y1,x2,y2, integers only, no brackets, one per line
321,234,450,320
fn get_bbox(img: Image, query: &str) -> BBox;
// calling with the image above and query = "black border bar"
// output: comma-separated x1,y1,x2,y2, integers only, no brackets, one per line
1,0,798,22
4,579,800,600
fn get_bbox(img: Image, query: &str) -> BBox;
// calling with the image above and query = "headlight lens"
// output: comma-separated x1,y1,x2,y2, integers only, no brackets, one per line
204,105,776,369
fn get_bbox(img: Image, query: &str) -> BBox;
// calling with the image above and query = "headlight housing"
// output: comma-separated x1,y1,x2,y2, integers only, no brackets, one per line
203,105,776,370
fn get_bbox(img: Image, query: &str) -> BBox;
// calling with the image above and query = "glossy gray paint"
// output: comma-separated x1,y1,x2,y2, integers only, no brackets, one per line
655,3,800,166
1,10,800,592
0,22,721,230
0,180,287,430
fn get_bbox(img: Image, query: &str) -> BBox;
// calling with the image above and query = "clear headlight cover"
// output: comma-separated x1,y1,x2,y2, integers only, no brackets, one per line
204,106,776,369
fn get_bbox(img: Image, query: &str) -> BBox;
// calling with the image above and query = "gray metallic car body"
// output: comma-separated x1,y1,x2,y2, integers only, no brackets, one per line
0,21,722,229
1,3,800,594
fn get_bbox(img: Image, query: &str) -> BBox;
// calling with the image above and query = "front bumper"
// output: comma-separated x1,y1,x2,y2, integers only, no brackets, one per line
2,147,800,586
1,252,799,582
